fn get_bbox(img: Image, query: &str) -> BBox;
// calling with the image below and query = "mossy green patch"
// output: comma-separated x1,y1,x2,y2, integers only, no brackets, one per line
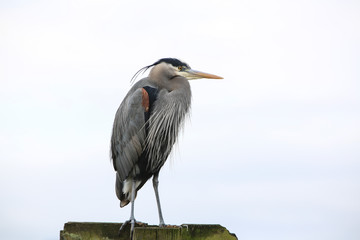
60,222,237,240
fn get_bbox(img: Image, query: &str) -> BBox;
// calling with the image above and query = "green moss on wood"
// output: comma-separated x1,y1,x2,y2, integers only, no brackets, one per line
60,222,237,240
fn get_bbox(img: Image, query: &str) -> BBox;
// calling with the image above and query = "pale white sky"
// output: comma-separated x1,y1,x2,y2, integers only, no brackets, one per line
1,0,360,239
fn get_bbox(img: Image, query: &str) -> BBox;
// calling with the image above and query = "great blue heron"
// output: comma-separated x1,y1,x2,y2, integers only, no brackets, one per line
110,58,222,238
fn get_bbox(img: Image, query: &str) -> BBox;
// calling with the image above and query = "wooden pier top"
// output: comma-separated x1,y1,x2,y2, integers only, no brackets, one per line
60,222,238,240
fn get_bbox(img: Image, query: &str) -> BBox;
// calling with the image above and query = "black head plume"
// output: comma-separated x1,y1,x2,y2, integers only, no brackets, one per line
130,58,190,83
153,58,190,69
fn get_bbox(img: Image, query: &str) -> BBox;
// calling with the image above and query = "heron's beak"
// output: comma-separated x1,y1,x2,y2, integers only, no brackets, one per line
183,69,223,80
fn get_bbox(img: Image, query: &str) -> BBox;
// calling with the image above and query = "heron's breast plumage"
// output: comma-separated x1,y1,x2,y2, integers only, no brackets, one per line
144,85,191,173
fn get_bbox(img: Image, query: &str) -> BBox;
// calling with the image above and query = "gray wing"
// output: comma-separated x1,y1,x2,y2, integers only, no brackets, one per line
111,86,147,181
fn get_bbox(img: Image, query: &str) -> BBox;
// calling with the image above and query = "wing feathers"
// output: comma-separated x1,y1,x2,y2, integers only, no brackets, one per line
111,88,147,181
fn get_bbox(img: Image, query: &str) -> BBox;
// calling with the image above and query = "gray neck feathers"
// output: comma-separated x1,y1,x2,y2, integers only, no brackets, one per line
145,82,191,171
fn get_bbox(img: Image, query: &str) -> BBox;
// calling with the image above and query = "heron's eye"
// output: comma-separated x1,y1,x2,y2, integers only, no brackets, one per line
178,66,183,71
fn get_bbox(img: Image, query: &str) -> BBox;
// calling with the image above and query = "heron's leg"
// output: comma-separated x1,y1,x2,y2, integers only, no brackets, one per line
129,179,136,238
153,173,165,227
118,179,137,239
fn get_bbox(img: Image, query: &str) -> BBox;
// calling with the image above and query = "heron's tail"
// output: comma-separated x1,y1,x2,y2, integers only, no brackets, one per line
115,172,130,207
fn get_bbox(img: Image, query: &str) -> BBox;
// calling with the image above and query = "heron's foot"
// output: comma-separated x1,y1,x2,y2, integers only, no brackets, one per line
118,219,131,235
118,219,135,239
118,219,148,239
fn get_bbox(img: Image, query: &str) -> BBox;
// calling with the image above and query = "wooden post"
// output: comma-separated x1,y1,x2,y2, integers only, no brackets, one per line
60,222,238,240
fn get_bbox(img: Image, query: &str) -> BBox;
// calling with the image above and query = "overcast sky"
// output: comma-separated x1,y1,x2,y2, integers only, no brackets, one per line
1,0,360,239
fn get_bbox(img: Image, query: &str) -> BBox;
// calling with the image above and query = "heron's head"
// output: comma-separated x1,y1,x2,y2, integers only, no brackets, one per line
131,58,223,86
149,58,223,81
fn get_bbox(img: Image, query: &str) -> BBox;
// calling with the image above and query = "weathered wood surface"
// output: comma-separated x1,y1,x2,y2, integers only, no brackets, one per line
60,222,238,240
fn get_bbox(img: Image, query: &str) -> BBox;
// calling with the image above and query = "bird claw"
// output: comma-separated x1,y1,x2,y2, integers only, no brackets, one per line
118,219,135,239
119,221,129,230
118,220,130,235
118,219,148,239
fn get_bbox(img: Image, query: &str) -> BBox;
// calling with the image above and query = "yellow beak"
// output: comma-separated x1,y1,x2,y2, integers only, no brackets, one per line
183,69,223,80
